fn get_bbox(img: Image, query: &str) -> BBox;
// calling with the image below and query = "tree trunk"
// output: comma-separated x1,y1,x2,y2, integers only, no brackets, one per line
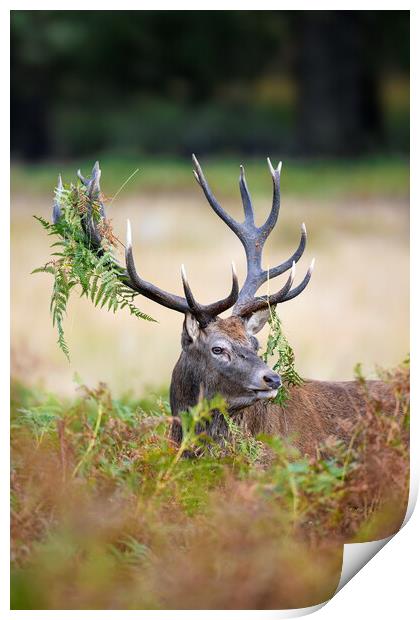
295,11,383,157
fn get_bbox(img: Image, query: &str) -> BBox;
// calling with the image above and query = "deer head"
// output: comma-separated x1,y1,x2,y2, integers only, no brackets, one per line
53,157,314,420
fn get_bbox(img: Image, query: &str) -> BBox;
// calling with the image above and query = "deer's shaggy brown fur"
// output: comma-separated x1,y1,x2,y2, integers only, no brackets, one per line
237,380,396,457
170,314,398,456
212,317,249,342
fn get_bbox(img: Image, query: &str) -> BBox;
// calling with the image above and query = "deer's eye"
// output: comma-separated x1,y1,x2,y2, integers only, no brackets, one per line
211,346,224,355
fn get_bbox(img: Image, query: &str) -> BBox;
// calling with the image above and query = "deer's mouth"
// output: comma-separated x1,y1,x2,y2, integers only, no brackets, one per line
252,388,278,399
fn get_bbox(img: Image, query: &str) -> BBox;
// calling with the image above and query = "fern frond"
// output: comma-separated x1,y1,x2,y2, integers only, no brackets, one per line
31,265,55,275
33,215,52,230
263,309,303,406
33,179,155,360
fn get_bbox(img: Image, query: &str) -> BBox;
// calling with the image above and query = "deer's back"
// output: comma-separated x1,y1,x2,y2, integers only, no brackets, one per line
241,379,396,457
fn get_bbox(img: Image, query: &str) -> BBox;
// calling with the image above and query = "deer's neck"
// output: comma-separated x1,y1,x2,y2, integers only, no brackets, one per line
169,351,235,443
170,351,202,417
169,351,287,444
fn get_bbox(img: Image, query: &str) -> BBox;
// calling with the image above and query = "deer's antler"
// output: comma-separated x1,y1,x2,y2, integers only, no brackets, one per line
192,155,314,317
53,162,238,326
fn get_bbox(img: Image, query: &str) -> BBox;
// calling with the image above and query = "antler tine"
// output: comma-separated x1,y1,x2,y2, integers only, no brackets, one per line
282,258,315,302
223,155,313,315
87,161,101,198
272,260,296,302
52,174,63,224
126,220,189,313
77,169,88,186
261,157,282,235
126,220,239,321
195,262,239,318
192,155,306,316
236,262,294,317
237,259,315,317
267,222,307,279
53,168,99,239
181,264,202,316
239,165,254,223
86,161,106,218
78,161,106,248
181,263,239,325
192,154,245,241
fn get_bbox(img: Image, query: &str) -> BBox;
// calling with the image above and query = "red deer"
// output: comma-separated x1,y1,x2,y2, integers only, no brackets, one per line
53,158,395,457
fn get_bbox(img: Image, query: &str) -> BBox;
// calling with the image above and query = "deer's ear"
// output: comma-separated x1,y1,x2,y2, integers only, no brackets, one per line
182,312,200,346
244,308,270,335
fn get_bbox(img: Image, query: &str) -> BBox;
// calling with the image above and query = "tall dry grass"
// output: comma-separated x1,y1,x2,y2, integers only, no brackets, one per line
11,188,409,396
11,361,409,609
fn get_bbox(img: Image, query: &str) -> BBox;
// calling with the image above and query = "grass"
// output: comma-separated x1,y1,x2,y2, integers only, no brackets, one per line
11,154,409,200
11,360,409,610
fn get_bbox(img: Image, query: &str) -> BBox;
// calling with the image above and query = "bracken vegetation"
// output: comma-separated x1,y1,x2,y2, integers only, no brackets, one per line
11,359,409,610
33,182,155,359
263,308,304,405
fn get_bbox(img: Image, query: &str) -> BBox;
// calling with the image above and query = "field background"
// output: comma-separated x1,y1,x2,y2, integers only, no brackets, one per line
12,157,409,397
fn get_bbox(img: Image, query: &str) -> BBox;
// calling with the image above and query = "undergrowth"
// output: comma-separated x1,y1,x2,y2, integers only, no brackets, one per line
33,182,154,360
11,359,409,610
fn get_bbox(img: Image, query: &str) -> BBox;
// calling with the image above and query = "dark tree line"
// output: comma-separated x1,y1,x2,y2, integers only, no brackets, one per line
11,10,409,160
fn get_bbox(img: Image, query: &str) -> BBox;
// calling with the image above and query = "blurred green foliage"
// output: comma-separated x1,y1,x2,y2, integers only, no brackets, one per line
11,359,409,609
11,11,409,160
12,155,409,199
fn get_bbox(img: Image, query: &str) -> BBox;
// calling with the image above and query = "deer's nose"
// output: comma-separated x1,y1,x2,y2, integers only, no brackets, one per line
263,372,281,390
